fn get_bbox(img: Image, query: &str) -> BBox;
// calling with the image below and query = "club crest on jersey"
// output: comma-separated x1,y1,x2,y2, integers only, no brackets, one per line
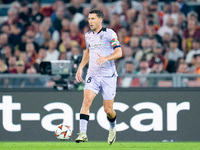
100,34,104,40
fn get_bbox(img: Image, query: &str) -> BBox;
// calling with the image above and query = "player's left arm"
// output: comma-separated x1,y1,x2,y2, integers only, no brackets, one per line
96,47,122,66
96,30,122,66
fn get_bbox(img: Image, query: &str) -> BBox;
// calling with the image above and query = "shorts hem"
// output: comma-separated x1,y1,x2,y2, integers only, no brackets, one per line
103,98,115,100
84,87,99,95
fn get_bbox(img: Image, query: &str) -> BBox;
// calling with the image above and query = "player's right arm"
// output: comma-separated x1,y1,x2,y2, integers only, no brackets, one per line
75,48,89,82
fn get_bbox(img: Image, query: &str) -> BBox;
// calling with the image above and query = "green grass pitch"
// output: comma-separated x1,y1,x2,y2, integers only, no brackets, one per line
0,142,200,150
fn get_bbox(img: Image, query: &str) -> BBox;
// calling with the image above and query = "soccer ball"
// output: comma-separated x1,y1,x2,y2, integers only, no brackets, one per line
55,124,72,141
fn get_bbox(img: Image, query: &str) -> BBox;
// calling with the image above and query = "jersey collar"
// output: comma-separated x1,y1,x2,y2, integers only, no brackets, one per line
93,27,106,34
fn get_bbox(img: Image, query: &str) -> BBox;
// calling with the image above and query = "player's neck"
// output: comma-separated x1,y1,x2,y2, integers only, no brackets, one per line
94,25,102,34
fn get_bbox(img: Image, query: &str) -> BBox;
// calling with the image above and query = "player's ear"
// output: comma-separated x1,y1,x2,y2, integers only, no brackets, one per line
100,18,103,23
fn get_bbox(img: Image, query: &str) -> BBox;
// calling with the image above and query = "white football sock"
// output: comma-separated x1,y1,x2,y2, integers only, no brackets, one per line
80,119,88,133
109,119,116,129
107,115,117,129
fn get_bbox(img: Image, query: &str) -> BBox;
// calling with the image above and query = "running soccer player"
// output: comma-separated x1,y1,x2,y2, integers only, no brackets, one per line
75,9,122,145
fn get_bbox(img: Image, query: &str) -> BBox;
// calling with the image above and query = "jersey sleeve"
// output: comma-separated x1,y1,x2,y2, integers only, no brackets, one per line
85,33,89,49
108,29,121,49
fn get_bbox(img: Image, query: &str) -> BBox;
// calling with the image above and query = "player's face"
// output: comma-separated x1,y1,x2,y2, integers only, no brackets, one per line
88,13,102,32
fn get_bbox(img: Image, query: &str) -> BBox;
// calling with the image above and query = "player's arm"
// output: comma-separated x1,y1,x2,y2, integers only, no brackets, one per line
75,48,89,82
106,47,122,61
96,47,122,66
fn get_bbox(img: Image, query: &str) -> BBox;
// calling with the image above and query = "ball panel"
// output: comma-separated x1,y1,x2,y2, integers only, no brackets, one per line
55,124,72,141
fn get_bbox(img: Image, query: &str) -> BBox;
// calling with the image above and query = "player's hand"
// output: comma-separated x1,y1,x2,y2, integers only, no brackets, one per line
96,53,108,66
75,69,83,82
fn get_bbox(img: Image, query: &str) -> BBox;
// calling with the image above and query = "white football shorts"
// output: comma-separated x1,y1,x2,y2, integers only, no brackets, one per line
84,74,117,100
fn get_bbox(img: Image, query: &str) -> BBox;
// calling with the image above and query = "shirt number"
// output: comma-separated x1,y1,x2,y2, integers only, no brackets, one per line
87,77,92,83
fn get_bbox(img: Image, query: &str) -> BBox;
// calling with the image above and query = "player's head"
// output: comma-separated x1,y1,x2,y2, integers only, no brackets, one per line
89,10,104,19
88,10,104,32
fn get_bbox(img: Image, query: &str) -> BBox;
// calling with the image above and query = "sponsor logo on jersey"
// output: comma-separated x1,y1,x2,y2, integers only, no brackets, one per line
88,43,102,48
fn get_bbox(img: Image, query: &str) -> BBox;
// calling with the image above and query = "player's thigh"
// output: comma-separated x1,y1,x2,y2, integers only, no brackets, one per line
83,89,97,104
101,75,117,100
84,76,100,95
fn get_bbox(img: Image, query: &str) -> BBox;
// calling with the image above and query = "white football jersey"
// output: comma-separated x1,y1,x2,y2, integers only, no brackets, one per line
85,28,121,76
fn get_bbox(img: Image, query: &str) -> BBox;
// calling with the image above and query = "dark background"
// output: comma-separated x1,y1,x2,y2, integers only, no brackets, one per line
0,88,199,141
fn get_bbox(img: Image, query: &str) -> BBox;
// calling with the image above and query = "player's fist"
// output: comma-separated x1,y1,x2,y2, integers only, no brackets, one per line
75,69,83,82
96,53,108,66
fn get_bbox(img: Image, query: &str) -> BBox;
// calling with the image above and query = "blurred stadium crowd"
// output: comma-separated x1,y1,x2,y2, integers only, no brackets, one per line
1,0,200,88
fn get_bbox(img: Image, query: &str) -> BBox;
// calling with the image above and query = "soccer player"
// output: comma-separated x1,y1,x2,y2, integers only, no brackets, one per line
75,10,122,145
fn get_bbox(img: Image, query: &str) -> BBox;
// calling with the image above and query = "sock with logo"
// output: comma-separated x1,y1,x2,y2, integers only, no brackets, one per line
107,115,116,129
80,114,89,133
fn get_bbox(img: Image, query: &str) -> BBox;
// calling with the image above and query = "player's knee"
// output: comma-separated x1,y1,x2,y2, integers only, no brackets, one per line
104,107,112,116
82,97,92,108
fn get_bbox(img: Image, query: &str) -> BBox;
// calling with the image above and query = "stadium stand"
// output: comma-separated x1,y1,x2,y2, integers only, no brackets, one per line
1,0,200,88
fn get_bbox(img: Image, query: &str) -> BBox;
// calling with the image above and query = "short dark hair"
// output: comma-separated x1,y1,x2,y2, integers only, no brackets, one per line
193,38,200,43
20,0,28,7
170,38,178,43
148,20,154,26
125,61,134,65
125,0,132,9
89,10,104,19
194,53,200,58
